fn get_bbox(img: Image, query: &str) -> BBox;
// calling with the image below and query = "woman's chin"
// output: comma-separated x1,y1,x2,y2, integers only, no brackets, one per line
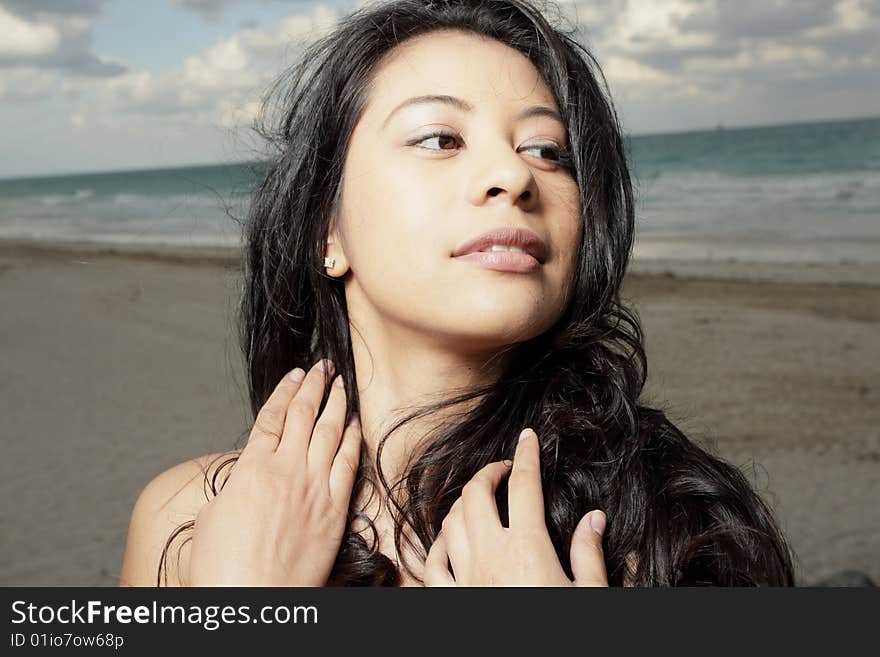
438,310,550,346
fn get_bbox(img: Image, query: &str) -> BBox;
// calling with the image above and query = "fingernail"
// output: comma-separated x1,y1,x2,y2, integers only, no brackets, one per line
518,428,534,443
316,358,334,372
502,459,513,467
589,510,606,537
350,413,360,428
333,374,344,388
289,367,306,382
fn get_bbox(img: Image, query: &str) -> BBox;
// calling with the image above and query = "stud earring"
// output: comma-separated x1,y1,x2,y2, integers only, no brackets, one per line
324,256,336,269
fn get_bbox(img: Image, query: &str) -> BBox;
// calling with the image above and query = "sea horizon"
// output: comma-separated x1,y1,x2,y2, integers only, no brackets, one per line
3,112,877,182
1,114,878,268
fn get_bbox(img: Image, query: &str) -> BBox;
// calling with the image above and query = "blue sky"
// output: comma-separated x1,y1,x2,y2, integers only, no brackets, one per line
0,0,878,178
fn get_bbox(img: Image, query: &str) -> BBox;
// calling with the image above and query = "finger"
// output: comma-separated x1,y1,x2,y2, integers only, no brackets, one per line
327,414,362,509
274,358,336,461
507,428,546,531
306,373,349,476
423,532,456,587
242,367,307,457
440,498,469,582
571,510,609,587
461,461,511,544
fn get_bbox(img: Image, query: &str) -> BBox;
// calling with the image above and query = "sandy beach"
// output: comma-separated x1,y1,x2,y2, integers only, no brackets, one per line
0,238,877,586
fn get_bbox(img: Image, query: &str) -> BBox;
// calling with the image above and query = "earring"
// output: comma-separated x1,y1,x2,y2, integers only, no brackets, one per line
324,256,336,269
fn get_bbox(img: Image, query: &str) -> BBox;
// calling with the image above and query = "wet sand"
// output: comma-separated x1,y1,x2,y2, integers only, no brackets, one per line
0,238,877,586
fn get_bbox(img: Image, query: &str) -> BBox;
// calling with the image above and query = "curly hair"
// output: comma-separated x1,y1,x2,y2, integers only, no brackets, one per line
159,0,795,587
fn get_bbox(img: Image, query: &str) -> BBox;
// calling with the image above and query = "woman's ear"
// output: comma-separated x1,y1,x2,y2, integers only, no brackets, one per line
324,226,350,277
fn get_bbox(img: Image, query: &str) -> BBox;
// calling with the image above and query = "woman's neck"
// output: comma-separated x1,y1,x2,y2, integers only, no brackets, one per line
346,307,506,488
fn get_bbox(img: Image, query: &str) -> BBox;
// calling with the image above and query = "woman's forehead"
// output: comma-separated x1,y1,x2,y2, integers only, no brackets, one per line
365,30,559,119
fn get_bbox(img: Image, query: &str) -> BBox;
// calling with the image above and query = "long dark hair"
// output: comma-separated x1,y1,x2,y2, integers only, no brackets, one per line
160,0,795,586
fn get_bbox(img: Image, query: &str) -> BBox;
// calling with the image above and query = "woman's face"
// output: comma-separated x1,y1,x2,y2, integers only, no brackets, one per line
332,29,582,353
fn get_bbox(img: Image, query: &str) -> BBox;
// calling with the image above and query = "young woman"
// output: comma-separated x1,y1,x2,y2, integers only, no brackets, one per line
120,0,795,587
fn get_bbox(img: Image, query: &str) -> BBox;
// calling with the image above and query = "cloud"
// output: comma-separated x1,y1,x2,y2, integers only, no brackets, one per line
0,6,61,57
34,0,880,133
674,0,837,39
170,0,311,23
553,0,879,129
1,0,105,20
0,67,56,102
549,0,628,43
170,0,242,22
62,4,341,130
0,0,125,76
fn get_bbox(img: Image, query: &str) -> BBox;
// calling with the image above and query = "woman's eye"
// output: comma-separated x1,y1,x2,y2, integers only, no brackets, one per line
410,130,461,151
408,131,572,168
520,143,570,164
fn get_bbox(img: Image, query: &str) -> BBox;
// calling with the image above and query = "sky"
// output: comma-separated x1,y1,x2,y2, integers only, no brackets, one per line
0,0,878,179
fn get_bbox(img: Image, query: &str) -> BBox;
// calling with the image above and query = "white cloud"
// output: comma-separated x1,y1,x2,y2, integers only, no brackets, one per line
63,5,340,131
0,0,124,78
9,0,877,130
836,0,872,29
0,66,56,101
603,55,667,84
0,6,61,57
170,0,315,23
554,0,880,132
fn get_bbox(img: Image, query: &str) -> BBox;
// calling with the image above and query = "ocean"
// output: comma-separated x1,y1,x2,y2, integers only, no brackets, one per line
1,115,878,265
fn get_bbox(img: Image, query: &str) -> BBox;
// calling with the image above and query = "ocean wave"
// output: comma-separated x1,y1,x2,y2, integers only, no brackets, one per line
109,191,245,208
636,169,880,212
38,188,96,206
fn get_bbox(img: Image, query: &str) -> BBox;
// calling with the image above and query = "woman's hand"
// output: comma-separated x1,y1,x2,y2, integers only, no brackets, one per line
188,359,361,586
423,428,608,587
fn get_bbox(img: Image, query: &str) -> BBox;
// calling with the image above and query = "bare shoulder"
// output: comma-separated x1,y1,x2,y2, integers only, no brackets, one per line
118,451,240,587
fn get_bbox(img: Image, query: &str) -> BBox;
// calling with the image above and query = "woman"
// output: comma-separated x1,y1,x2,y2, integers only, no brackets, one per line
120,0,795,587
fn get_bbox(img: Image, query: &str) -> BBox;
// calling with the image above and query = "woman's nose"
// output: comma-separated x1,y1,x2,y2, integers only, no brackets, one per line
466,141,539,210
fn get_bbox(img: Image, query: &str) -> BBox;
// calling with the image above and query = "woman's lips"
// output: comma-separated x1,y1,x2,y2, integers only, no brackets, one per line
452,250,541,273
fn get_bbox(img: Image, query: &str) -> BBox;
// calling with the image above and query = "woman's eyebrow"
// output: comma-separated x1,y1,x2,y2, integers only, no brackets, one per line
381,94,564,130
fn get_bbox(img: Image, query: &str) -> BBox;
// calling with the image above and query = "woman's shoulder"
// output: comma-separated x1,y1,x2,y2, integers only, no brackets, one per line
131,450,239,516
119,450,241,587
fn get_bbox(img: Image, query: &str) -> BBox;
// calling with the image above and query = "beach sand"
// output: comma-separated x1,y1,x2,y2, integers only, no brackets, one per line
0,238,877,586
